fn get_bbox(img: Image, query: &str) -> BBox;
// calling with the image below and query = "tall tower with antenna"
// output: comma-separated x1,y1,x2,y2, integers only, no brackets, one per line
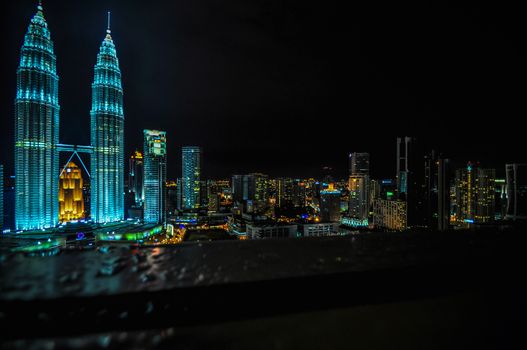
14,1,60,230
90,11,125,223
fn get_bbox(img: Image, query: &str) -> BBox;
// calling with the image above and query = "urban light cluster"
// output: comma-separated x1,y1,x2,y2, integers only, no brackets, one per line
1,3,526,242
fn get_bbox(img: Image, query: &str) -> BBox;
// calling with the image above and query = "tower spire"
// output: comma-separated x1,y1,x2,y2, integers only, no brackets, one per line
107,11,111,34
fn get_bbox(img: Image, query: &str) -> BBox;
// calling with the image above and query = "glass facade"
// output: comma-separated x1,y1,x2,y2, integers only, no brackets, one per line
14,4,60,230
182,146,201,209
129,151,144,206
90,19,124,223
143,130,167,223
348,175,369,221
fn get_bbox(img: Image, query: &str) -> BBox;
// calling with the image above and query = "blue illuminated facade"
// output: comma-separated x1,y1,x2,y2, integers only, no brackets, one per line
182,146,202,209
14,3,60,230
90,15,125,223
143,130,167,224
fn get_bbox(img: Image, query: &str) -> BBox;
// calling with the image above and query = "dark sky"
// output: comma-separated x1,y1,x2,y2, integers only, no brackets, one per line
1,0,525,180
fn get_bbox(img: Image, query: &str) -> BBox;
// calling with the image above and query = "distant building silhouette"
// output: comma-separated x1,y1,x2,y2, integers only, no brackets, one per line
506,163,527,221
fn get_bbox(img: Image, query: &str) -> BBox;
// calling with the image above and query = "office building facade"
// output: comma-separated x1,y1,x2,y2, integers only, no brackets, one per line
129,151,144,206
454,163,495,226
90,16,125,223
181,146,201,209
320,184,341,222
505,164,527,220
14,3,59,230
143,130,167,223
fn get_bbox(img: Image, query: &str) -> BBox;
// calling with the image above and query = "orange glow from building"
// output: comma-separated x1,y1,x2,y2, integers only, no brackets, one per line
59,161,85,222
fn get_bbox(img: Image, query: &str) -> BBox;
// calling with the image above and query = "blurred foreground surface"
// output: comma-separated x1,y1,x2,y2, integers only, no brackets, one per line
1,230,526,349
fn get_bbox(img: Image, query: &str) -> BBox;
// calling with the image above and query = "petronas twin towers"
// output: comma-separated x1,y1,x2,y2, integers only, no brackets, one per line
14,2,125,230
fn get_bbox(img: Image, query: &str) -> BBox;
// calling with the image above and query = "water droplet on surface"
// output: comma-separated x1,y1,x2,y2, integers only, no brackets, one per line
98,335,111,348
145,301,154,314
98,261,126,277
195,273,204,284
140,272,156,283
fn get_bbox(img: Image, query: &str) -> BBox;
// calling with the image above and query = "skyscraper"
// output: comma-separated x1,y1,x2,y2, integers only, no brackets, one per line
373,199,407,231
231,174,268,205
90,13,125,223
348,175,369,221
129,151,144,206
320,184,341,222
14,3,59,230
349,152,369,176
348,152,370,223
454,162,495,226
396,137,426,228
505,164,527,221
58,162,85,223
182,146,201,210
276,177,294,208
143,130,167,223
437,158,451,231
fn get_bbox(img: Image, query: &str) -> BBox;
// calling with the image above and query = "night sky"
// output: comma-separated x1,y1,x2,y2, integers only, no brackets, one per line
1,1,525,180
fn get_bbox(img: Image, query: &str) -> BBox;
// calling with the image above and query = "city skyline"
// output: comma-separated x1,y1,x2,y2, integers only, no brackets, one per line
1,1,526,180
2,3,527,348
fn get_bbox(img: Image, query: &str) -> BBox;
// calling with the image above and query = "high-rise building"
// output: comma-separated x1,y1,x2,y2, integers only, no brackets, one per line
475,168,495,223
454,162,495,226
143,130,167,223
437,158,451,231
182,146,201,209
277,177,294,208
129,151,144,206
505,164,527,221
320,184,341,222
348,175,369,221
252,173,268,202
349,152,369,176
200,180,209,208
208,179,231,212
423,151,438,228
231,173,268,206
379,179,396,200
346,152,370,225
58,162,85,222
166,180,178,217
176,178,183,211
90,13,125,223
292,180,307,208
15,3,59,230
373,199,407,231
1,164,3,230
396,137,427,228
232,175,244,204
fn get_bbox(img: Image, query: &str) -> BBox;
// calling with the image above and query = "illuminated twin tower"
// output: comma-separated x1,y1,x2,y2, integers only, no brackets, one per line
14,2,124,230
